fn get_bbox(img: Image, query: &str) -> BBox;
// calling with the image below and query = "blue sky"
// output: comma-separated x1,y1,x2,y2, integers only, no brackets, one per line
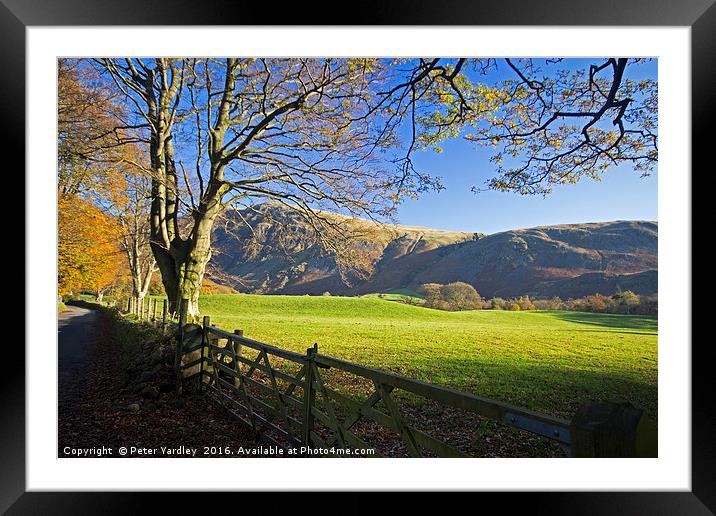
102,58,657,234
393,58,658,234
395,136,657,234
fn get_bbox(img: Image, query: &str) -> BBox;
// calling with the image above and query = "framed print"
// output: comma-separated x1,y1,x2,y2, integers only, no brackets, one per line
5,0,711,512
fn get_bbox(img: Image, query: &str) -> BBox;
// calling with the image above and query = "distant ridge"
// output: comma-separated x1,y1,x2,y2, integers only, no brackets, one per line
209,203,657,299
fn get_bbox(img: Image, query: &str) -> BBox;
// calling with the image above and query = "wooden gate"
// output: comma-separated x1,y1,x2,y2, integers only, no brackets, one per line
176,310,656,458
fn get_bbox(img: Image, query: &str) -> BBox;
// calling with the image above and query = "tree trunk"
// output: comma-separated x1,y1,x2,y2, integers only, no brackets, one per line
137,58,228,320
134,293,145,315
130,259,155,311
177,251,208,320
152,210,219,321
153,248,209,320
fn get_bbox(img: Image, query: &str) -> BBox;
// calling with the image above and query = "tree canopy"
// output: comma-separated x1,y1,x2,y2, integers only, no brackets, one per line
58,193,122,296
64,57,657,316
58,59,158,301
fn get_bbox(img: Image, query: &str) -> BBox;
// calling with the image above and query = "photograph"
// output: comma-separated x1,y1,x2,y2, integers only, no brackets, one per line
56,56,660,460
5,11,704,506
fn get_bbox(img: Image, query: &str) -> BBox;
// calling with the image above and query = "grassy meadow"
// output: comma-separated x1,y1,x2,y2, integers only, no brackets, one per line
195,293,657,421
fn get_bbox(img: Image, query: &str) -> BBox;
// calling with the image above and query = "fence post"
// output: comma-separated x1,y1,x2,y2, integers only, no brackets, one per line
302,343,318,452
175,298,189,394
126,298,131,313
232,329,243,387
570,400,655,457
200,315,210,392
162,299,168,333
152,298,157,322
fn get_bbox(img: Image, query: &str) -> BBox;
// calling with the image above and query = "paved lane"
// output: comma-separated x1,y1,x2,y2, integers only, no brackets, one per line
58,305,103,402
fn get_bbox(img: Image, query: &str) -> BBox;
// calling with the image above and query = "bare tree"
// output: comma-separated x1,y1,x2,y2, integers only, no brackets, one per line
119,172,157,306
461,58,658,195
96,58,457,317
92,57,657,318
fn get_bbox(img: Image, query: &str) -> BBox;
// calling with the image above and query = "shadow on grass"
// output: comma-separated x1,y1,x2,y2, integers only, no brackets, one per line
550,311,657,333
319,354,657,457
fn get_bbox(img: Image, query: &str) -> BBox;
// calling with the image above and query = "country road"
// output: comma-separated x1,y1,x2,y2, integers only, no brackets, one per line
58,306,104,403
56,304,257,457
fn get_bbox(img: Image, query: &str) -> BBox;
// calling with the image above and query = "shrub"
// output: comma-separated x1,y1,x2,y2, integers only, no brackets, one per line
399,295,422,306
516,295,536,311
490,298,508,310
557,290,656,316
419,283,444,309
634,294,658,315
435,290,656,316
440,282,482,311
419,282,482,311
533,297,564,310
612,290,641,314
582,294,611,313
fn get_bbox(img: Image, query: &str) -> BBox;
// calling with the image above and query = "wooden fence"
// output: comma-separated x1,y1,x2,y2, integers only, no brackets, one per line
126,296,178,331
169,299,657,458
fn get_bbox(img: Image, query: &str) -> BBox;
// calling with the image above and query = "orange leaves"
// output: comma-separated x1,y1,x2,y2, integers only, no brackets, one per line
58,193,122,296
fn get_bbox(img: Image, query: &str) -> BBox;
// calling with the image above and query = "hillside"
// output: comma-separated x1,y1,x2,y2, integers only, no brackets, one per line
208,203,657,299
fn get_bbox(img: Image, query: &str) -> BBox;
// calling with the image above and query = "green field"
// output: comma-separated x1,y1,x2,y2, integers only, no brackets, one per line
361,289,424,304
196,293,658,421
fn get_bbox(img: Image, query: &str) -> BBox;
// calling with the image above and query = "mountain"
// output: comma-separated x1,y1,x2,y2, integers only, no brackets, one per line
208,203,657,299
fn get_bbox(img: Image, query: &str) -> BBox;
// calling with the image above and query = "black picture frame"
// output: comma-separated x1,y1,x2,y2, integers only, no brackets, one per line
5,0,709,512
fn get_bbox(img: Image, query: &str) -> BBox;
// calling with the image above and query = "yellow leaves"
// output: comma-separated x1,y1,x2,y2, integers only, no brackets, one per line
346,58,378,74
58,193,122,295
637,79,655,91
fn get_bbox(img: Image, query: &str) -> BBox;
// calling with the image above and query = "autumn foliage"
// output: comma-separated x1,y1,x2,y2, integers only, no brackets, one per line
58,193,122,296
